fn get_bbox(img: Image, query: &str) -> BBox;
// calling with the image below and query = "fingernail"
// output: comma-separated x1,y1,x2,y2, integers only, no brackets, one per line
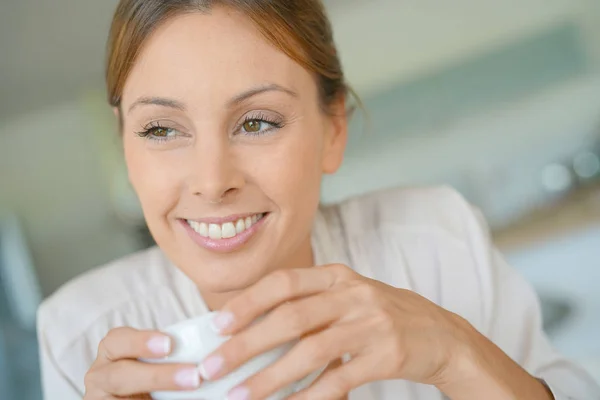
227,386,250,400
199,355,224,380
174,367,201,389
210,312,235,333
147,335,171,356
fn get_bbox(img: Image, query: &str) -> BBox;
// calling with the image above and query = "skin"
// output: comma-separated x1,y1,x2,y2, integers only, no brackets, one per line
119,9,346,307
83,6,555,400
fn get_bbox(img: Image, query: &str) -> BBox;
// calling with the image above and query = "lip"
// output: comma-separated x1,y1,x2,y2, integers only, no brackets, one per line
180,213,270,253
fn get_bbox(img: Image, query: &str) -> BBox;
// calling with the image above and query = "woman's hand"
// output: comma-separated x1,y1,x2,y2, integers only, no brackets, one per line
83,327,203,399
197,264,476,400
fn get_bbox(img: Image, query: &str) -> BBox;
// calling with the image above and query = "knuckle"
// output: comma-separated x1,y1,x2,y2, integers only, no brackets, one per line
350,281,379,303
331,263,353,279
106,326,131,340
98,327,134,360
274,269,300,294
83,369,99,390
301,336,333,366
374,308,395,330
221,335,249,362
278,304,309,335
97,337,114,361
103,367,121,393
85,364,121,394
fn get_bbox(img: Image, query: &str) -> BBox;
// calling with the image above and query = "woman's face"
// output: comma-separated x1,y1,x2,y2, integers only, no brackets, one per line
120,8,347,296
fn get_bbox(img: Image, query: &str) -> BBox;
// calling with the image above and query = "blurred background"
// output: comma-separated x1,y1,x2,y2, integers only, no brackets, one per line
1,0,600,398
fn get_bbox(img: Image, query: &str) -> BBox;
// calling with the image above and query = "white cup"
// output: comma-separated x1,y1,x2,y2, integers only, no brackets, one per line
142,312,323,400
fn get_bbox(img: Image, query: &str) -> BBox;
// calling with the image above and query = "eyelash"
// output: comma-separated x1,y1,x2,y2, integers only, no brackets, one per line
237,112,284,136
135,113,285,143
135,121,175,143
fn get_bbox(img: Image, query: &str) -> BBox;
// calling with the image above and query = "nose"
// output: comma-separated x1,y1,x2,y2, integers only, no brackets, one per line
186,137,244,204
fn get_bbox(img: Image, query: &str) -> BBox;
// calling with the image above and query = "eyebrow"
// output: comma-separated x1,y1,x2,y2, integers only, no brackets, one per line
227,83,298,107
127,83,298,114
128,97,186,114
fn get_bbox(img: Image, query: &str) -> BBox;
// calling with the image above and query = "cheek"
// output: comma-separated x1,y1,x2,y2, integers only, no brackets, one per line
123,138,182,219
245,129,324,210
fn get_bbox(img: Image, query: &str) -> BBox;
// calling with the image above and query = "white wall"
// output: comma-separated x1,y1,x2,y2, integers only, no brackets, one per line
0,101,140,296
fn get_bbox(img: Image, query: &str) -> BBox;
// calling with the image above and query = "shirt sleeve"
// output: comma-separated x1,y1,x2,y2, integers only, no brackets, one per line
463,201,600,400
37,314,84,400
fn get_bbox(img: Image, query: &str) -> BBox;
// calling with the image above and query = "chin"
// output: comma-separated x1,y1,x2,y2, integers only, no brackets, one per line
183,256,270,293
153,215,292,293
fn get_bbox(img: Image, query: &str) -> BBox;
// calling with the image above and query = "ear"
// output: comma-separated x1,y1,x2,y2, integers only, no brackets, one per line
322,95,349,175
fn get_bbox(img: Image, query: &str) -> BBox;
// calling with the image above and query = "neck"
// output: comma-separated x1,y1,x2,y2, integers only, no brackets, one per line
201,235,315,310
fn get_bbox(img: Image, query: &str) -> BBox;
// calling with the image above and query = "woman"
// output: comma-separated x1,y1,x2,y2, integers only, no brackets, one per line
37,1,599,399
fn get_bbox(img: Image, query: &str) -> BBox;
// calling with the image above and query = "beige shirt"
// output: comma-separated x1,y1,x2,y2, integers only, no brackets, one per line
37,186,600,399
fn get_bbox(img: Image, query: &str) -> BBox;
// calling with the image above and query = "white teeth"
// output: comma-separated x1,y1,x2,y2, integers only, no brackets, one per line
208,224,222,240
187,213,266,240
222,222,236,239
188,220,208,237
199,223,208,237
235,219,245,234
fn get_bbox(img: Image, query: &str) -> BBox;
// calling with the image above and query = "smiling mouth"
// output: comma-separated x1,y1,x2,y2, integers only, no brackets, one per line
185,213,267,240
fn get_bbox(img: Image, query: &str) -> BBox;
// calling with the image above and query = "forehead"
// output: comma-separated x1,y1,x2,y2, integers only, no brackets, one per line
121,8,316,107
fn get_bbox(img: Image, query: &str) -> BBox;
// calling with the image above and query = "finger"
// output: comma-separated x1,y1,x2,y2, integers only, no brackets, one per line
289,356,374,400
94,327,172,366
86,359,203,396
84,390,150,400
202,291,347,380
227,324,362,400
216,264,355,334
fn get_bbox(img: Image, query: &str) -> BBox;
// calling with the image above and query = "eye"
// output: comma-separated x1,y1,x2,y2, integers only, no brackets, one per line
150,126,176,137
238,113,284,136
242,120,263,133
136,123,179,142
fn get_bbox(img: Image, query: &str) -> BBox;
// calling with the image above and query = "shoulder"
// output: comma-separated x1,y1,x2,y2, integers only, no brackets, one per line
37,246,178,356
338,185,486,243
